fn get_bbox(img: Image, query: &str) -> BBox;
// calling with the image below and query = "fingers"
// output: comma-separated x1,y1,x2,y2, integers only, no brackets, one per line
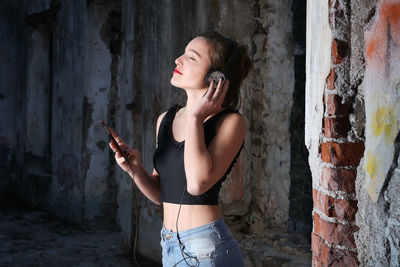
109,142,130,156
115,153,126,164
212,78,229,104
109,140,120,153
205,80,216,101
115,151,129,159
212,78,223,100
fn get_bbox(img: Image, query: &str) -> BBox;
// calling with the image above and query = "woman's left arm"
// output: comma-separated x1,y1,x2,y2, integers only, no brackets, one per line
184,80,246,196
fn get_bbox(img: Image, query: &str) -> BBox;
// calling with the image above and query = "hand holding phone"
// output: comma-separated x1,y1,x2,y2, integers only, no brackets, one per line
99,119,124,155
99,119,134,173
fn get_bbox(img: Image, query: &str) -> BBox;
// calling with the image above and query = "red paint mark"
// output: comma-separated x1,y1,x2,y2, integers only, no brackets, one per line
366,0,400,71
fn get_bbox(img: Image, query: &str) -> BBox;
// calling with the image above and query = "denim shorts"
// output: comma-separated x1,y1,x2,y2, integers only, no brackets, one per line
160,218,244,267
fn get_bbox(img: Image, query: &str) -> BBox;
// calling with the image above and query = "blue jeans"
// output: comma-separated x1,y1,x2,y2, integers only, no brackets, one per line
160,218,244,267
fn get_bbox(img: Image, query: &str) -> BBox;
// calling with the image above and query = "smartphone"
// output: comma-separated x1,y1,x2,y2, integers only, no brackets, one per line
99,119,124,155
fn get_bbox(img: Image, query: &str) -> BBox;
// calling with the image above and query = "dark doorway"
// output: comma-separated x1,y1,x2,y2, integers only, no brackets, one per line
288,0,312,239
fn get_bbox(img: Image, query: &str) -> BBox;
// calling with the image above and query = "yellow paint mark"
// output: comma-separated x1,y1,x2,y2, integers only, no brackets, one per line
371,107,398,144
366,152,377,181
366,152,378,197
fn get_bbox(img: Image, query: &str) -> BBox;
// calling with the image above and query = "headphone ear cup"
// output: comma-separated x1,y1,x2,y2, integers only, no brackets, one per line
206,71,226,88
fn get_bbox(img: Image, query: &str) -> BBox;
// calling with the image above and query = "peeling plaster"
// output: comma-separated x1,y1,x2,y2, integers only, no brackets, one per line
305,0,332,186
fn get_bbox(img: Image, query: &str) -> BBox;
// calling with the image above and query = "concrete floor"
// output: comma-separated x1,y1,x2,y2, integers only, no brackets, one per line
0,196,311,267
0,196,151,267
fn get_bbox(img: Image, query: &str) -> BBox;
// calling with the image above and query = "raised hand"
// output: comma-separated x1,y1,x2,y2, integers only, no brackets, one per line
190,78,230,120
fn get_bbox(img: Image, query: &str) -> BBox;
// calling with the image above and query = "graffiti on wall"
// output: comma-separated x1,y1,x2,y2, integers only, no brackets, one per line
364,0,400,202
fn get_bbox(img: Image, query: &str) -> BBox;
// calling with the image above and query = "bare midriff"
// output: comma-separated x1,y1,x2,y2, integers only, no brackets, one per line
163,202,222,232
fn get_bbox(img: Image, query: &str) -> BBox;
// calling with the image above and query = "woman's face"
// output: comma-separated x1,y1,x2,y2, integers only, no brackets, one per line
170,37,211,90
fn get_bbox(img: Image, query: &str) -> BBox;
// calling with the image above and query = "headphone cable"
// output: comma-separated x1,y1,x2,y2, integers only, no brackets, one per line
172,183,199,267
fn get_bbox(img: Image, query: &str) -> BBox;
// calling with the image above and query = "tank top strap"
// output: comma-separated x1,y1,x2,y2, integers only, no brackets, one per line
157,105,182,146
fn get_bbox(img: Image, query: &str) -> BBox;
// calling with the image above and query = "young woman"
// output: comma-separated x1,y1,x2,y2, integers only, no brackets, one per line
108,31,252,266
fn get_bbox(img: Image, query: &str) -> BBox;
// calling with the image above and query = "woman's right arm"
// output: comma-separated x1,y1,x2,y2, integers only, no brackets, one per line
109,112,167,205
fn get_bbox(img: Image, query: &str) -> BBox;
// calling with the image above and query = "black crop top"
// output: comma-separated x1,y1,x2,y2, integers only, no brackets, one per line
153,105,243,205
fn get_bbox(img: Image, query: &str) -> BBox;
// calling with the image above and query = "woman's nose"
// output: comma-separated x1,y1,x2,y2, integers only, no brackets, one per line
175,56,183,66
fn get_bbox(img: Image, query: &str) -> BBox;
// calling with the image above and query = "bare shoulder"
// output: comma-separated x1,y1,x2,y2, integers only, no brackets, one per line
216,112,246,139
219,112,246,128
223,112,246,124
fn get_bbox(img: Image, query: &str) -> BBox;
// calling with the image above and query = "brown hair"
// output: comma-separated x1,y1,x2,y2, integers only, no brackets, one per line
198,31,253,110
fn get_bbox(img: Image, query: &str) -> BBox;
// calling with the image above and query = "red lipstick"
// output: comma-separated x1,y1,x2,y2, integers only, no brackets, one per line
174,69,183,75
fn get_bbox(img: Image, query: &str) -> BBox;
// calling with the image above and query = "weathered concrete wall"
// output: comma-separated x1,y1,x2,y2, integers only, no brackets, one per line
241,0,294,229
355,0,400,265
8,0,135,240
46,0,87,223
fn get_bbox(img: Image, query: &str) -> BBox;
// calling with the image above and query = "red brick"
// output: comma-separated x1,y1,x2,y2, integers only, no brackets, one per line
321,167,357,193
313,254,325,267
312,231,322,256
312,232,359,267
321,142,365,166
324,117,350,138
332,39,348,64
312,233,328,264
327,94,351,117
327,69,336,90
313,212,359,248
313,189,358,221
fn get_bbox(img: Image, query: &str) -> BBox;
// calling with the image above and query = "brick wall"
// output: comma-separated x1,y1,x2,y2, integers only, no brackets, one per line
311,0,365,266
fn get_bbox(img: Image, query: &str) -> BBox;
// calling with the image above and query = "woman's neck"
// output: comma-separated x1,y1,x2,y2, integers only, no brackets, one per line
178,87,224,121
183,88,208,112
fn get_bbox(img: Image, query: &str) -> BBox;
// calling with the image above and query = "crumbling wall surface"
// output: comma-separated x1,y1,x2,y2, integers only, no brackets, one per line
44,0,87,223
17,0,135,237
355,0,400,265
237,0,294,229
